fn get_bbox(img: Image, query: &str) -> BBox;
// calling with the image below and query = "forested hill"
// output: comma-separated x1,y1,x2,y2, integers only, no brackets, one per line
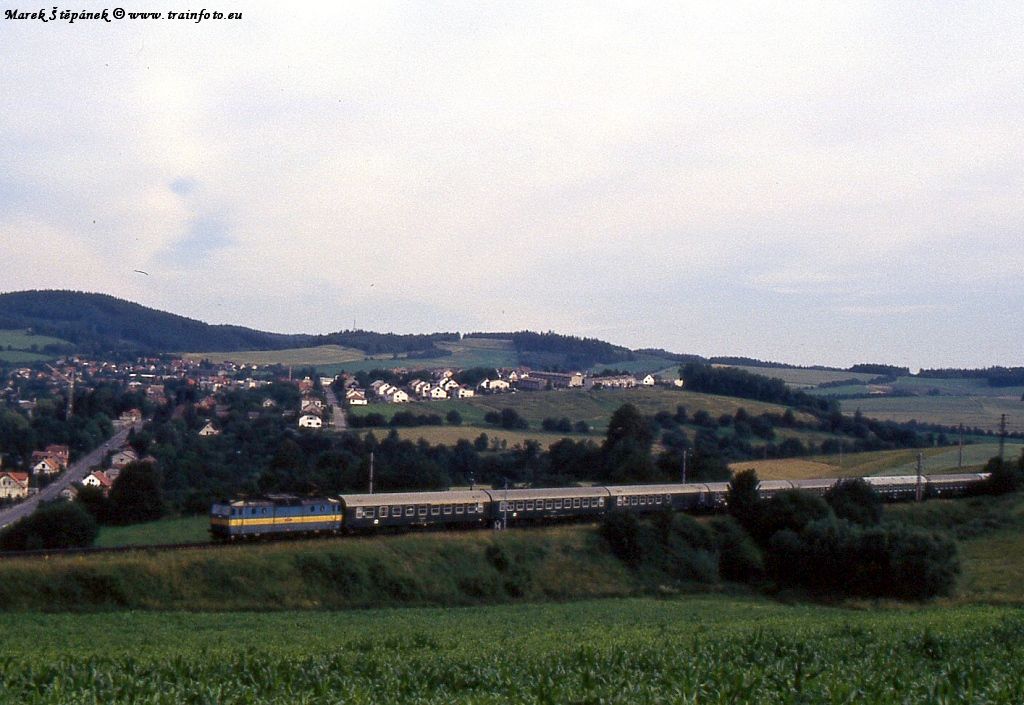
0,291,457,355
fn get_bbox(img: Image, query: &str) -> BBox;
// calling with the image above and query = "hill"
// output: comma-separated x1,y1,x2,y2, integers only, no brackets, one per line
0,291,457,356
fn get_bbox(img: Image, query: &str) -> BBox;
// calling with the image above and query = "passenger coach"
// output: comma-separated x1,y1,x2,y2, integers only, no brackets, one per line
338,490,491,531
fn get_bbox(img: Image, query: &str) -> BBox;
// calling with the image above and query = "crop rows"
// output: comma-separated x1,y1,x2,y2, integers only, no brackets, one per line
0,599,1021,704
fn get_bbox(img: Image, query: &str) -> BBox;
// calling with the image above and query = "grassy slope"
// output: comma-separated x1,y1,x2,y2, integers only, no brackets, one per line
839,395,1024,433
180,344,369,366
0,328,71,362
728,365,877,387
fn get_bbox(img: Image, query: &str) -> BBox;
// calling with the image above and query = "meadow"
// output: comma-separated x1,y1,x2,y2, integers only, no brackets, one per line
840,394,1024,432
0,328,69,362
0,598,1020,703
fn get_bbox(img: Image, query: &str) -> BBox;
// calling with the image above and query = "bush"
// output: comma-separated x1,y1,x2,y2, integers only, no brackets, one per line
825,478,883,525
600,512,643,566
709,516,765,584
0,501,98,551
767,518,959,600
107,462,165,525
752,490,833,545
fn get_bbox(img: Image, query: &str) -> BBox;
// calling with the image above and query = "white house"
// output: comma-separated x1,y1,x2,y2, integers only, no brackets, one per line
82,470,113,496
450,387,475,399
298,414,323,429
345,389,368,405
428,386,448,400
479,378,511,392
640,374,656,386
31,456,62,476
384,389,409,403
0,472,29,500
197,423,220,437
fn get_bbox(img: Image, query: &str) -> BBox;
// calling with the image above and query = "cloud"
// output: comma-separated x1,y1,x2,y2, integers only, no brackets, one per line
1,1,1023,367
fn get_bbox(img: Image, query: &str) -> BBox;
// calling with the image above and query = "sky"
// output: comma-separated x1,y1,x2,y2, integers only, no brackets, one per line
2,1,1022,369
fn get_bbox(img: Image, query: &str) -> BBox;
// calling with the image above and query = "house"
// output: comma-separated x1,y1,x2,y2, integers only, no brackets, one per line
298,413,323,429
450,387,475,399
524,371,585,388
345,389,368,406
640,374,656,386
589,374,637,389
385,389,410,404
44,444,70,467
82,470,113,496
59,485,79,501
111,448,140,467
31,456,61,475
428,386,448,400
515,377,548,391
440,378,460,392
261,398,277,408
300,398,324,413
479,378,511,392
31,451,64,474
197,422,220,437
409,380,431,397
0,472,29,500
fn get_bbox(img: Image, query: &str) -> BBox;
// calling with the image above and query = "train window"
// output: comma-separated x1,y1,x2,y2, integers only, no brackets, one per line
617,497,624,506
573,498,581,509
456,505,464,514
555,500,562,509
639,496,646,505
467,505,475,514
418,506,427,516
526,501,534,511
515,501,525,511
379,506,387,517
630,497,637,506
431,506,440,516
355,508,364,519
392,507,401,517
655,496,662,504
598,498,604,506
405,507,414,517
366,508,375,519
581,498,589,508
545,500,553,510
444,505,453,514
499,501,507,512
477,503,484,513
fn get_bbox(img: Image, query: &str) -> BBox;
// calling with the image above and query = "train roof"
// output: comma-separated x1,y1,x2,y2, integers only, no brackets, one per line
604,483,709,496
482,486,610,501
926,473,990,482
339,490,491,507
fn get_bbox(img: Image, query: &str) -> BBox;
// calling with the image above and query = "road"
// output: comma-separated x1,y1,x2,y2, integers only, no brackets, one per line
0,423,138,529
323,385,347,430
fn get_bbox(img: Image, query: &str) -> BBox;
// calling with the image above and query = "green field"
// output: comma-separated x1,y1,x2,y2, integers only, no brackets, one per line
351,387,807,434
180,344,369,367
95,515,210,547
728,364,877,388
841,395,1024,432
0,328,71,362
0,598,1021,703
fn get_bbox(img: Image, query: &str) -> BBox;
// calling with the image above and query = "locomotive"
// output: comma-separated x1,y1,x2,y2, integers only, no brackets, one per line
209,472,989,541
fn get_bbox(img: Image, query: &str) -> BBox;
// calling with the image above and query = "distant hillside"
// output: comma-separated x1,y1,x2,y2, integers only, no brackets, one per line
0,291,456,355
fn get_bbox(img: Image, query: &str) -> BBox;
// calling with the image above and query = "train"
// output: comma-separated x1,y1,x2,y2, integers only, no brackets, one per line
209,472,990,541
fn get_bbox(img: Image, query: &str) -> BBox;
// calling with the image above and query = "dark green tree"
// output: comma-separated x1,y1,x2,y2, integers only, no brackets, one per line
727,468,761,530
107,461,165,524
824,478,883,525
0,501,98,551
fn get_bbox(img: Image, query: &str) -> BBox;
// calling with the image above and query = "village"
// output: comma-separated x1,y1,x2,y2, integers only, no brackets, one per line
0,354,683,509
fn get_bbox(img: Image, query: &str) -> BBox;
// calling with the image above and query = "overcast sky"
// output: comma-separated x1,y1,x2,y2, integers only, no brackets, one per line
2,1,1022,368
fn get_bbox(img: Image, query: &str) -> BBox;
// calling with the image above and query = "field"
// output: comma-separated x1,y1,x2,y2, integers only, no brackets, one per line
840,395,1024,433
731,441,1022,479
0,598,1021,703
0,328,70,362
179,344,369,367
351,387,807,434
95,515,210,547
727,364,877,388
365,426,586,450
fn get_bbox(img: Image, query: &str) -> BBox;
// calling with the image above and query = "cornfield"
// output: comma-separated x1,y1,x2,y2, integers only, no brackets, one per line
0,598,1021,704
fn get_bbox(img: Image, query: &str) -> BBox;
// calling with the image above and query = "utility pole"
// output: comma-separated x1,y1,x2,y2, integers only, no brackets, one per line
680,449,688,484
368,451,374,494
958,423,964,469
502,478,509,530
999,414,1008,464
915,452,923,502
46,364,75,418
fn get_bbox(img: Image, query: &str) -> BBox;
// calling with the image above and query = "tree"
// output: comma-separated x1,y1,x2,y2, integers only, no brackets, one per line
0,501,98,551
727,468,760,530
445,409,463,426
604,404,653,451
825,478,883,525
106,461,165,524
